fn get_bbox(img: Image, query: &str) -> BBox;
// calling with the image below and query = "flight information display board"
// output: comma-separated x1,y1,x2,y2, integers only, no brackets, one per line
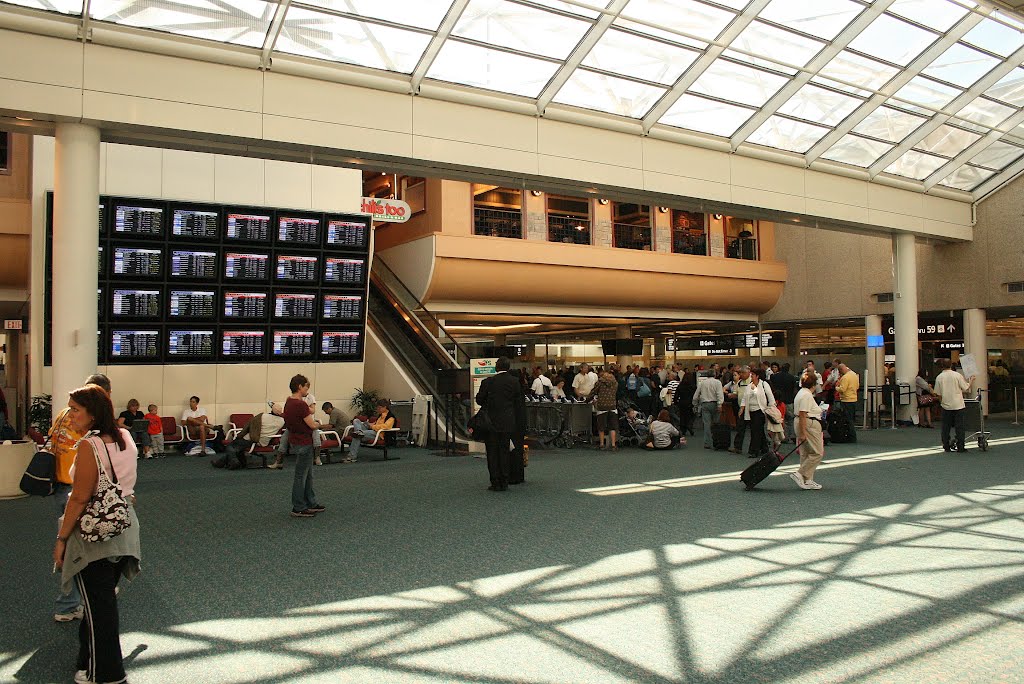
325,219,369,250
172,207,219,240
225,210,271,242
111,288,162,318
275,254,318,282
112,246,163,278
323,257,366,285
110,329,161,360
170,249,218,280
278,215,321,245
222,330,266,359
169,289,216,319
274,292,316,319
225,252,270,281
322,294,363,321
167,329,216,359
273,330,315,358
321,330,362,359
223,291,268,320
113,203,164,236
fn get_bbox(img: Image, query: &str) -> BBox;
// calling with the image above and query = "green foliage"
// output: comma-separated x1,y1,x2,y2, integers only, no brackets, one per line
29,394,53,434
350,387,382,418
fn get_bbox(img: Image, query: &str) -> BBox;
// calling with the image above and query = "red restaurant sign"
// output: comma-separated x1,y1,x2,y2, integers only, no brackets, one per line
360,197,410,223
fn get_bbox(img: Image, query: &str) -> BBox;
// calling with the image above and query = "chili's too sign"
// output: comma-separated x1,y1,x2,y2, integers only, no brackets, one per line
360,197,411,223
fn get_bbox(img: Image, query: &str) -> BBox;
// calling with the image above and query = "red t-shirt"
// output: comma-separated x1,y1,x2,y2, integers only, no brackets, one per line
145,412,162,435
283,398,313,446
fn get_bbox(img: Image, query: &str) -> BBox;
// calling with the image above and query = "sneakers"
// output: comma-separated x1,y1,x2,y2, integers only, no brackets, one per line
290,509,316,518
267,461,283,470
728,447,740,454
204,446,216,455
54,606,84,622
313,456,323,466
187,445,202,456
789,472,805,488
804,480,823,490
307,504,326,513
341,457,356,464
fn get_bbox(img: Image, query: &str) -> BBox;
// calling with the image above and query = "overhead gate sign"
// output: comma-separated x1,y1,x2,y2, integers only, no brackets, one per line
882,314,963,341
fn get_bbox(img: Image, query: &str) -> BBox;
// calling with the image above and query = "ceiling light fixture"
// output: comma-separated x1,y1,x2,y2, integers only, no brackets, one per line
531,190,543,196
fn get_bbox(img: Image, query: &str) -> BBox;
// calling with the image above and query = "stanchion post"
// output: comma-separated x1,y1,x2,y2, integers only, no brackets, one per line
1013,386,1020,426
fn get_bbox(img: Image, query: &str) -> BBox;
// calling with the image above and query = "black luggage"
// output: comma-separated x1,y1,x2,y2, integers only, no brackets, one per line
826,410,855,443
712,423,731,450
740,442,801,491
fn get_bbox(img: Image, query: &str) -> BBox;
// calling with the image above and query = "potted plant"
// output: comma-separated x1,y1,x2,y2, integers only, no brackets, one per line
28,394,52,435
350,388,381,419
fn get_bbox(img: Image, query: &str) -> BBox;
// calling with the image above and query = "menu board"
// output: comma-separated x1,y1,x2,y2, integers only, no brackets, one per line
321,330,362,358
278,215,321,245
172,208,219,240
170,249,218,280
325,219,368,250
225,210,271,242
223,291,268,320
274,292,316,319
111,288,162,318
113,203,164,236
167,329,216,359
273,330,315,357
275,255,318,282
225,252,270,281
323,257,365,285
112,246,163,278
110,329,160,360
322,294,363,321
169,289,216,319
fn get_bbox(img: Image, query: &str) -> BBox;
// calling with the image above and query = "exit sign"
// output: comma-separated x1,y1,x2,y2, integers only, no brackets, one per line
4,319,22,330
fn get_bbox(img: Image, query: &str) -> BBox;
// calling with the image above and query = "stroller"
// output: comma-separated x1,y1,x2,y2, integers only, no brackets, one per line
618,409,650,447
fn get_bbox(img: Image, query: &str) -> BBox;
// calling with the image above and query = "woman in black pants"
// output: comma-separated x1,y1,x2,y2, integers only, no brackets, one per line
676,371,698,436
743,368,773,458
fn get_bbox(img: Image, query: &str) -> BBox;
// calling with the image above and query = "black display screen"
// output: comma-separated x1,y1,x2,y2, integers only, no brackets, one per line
99,203,106,234
322,294,363,321
222,330,266,358
275,255,318,282
274,292,316,319
272,330,315,357
225,211,271,242
167,329,215,359
113,204,164,236
112,246,162,278
223,291,268,319
323,257,365,285
278,216,321,245
172,208,219,240
111,288,161,318
98,246,105,276
169,290,216,319
170,249,218,280
326,219,368,250
321,330,362,358
224,252,269,281
110,329,160,360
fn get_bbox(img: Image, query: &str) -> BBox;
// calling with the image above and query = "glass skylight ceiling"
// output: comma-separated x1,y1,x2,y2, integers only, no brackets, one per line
7,0,1024,195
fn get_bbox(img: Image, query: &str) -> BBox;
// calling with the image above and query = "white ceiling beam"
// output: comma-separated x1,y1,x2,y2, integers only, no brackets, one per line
535,0,629,115
260,0,291,70
972,151,1024,199
923,107,1024,190
804,8,989,164
873,39,1024,180
728,0,896,150
640,0,773,134
409,0,471,94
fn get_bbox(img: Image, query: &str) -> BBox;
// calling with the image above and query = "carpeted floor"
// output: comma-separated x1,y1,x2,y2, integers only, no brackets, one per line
3,418,1024,683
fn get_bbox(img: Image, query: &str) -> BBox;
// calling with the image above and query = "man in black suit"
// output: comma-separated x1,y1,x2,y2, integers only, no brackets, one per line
475,357,526,491
769,362,799,443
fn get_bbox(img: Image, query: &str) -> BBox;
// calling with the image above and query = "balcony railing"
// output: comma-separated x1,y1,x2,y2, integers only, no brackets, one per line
474,206,523,239
673,232,707,256
549,214,591,245
727,236,758,260
613,223,652,250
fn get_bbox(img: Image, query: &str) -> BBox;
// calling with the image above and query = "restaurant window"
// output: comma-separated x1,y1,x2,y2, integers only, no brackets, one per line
473,185,523,238
547,195,590,245
725,217,757,260
399,176,426,215
612,202,652,250
672,210,707,255
0,132,10,175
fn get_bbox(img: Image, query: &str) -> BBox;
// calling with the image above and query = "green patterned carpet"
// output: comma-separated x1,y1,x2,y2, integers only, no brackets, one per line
3,419,1023,683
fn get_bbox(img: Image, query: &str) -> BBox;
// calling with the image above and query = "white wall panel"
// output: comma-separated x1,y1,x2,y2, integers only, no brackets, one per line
266,363,317,403
538,119,644,169
539,155,645,190
805,198,870,224
731,157,805,196
83,91,263,139
868,184,924,217
161,365,219,419
214,155,265,205
105,365,164,415
261,114,414,160
0,79,82,119
413,98,537,153
413,137,538,177
215,364,270,405
643,138,731,184
263,73,412,133
867,208,924,232
732,187,806,214
921,195,972,224
313,362,368,407
804,170,868,207
643,171,732,204
311,165,362,213
162,149,216,202
264,160,312,210
0,30,83,87
105,144,162,198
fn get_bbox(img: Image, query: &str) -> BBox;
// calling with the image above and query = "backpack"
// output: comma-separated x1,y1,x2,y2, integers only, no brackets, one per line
637,380,652,398
20,448,56,496
627,373,638,391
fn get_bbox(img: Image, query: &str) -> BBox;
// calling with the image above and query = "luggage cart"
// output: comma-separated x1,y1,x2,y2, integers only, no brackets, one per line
964,390,990,451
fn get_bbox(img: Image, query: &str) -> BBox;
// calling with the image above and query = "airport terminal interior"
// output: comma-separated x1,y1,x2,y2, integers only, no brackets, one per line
1,0,1024,681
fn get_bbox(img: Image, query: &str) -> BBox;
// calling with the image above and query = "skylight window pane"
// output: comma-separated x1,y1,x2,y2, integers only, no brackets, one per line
985,68,1024,106
892,76,962,109
689,59,789,108
1,0,82,14
884,149,949,179
922,44,1000,88
276,8,431,73
747,116,830,152
758,0,863,41
452,0,592,60
427,41,560,97
90,0,274,48
622,0,737,43
659,94,756,137
777,84,862,126
914,125,981,157
529,0,601,19
553,70,667,118
821,135,895,166
962,17,1024,58
296,0,452,31
583,29,698,85
847,14,939,66
853,106,927,142
955,97,1015,128
939,165,994,190
887,0,969,32
818,51,900,91
728,21,825,70
712,0,750,10
613,18,708,50
972,141,1024,169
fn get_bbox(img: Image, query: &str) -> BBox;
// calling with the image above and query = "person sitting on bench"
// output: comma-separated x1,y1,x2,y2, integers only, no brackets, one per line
346,399,395,462
182,396,213,456
223,412,284,469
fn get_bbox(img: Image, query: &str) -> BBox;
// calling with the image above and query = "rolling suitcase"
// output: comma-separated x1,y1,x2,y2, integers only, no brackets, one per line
712,423,732,450
740,442,801,491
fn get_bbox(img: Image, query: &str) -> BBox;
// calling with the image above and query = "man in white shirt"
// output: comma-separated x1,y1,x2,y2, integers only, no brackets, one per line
727,366,752,454
692,370,724,449
934,359,975,452
531,368,553,397
572,363,598,400
182,396,213,456
801,361,823,395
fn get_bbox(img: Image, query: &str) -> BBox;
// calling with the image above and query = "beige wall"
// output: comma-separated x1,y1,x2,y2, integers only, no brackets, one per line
29,136,366,426
0,132,31,288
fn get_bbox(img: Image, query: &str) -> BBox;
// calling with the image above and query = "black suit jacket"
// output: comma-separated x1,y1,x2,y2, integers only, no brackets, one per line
476,371,526,434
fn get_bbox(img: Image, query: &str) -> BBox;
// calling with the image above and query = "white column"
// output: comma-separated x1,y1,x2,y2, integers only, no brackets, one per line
52,123,100,420
964,308,988,415
616,325,633,368
892,233,919,420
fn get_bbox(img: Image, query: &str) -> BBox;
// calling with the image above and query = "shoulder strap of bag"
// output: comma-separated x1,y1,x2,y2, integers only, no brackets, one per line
87,433,119,485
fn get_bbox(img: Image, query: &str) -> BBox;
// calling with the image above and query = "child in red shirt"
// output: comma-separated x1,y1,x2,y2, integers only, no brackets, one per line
145,404,164,457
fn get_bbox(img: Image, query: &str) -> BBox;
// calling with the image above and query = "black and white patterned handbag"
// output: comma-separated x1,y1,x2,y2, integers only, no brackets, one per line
78,435,132,543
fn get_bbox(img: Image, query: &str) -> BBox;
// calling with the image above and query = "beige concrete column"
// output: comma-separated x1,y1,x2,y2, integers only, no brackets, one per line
708,214,726,258
892,233,919,420
865,314,884,394
52,123,100,422
593,198,612,248
964,308,988,414
654,206,671,253
616,324,633,367
524,190,546,241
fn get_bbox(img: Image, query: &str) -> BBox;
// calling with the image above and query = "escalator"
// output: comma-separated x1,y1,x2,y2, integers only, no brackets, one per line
366,259,473,443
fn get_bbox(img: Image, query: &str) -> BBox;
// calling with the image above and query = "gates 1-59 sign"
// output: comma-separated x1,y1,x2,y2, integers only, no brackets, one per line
882,314,962,341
